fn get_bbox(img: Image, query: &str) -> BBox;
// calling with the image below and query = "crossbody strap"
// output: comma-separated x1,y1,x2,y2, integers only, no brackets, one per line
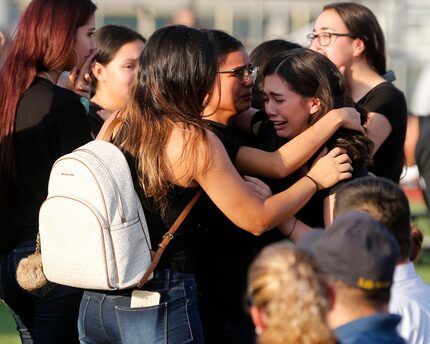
101,116,203,288
137,188,202,288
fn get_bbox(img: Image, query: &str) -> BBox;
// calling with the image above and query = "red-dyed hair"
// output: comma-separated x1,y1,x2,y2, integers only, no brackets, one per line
0,0,96,187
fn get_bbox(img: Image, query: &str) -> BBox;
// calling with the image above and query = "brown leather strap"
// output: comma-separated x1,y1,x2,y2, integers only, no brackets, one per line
137,189,203,288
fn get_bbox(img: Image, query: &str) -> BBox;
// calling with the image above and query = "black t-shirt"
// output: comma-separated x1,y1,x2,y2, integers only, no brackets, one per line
357,82,407,183
204,120,254,160
293,165,369,228
87,101,105,137
1,77,92,253
194,120,259,325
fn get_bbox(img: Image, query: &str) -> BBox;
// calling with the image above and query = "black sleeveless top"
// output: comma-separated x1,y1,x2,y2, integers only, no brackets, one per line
194,120,260,324
143,187,201,273
126,152,201,273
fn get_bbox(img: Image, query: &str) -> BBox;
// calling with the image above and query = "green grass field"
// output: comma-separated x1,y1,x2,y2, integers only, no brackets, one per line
0,303,20,344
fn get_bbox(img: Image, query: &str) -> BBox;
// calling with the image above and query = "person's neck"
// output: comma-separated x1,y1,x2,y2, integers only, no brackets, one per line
328,302,388,330
39,70,62,84
91,93,121,114
202,107,234,125
396,258,411,266
396,258,411,265
344,61,386,103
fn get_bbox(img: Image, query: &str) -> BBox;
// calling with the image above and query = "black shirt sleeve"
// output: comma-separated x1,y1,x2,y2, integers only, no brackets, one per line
2,79,92,253
358,82,406,133
357,82,407,182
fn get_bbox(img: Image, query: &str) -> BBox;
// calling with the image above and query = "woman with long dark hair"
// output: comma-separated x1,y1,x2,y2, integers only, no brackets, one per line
309,2,407,183
203,29,362,180
0,0,96,342
262,48,374,227
79,25,353,343
192,30,361,343
89,25,145,136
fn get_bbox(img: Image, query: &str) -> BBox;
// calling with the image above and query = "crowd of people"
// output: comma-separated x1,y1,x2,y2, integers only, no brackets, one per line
0,0,429,343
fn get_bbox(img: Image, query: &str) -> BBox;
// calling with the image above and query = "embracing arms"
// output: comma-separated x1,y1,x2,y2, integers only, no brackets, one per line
234,107,363,178
168,128,352,234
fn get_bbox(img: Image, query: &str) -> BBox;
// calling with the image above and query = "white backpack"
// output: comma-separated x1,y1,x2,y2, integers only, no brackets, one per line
39,140,153,290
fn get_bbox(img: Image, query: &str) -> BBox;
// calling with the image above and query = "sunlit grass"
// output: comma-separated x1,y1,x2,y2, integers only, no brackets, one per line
0,302,19,344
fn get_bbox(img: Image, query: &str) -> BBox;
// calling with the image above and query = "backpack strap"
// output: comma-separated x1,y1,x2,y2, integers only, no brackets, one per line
137,188,202,288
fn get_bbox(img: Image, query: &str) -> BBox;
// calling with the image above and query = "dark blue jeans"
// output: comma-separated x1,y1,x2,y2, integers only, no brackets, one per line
0,240,83,344
78,270,203,344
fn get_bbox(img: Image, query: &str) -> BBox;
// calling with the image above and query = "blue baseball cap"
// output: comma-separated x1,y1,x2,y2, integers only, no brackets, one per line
298,211,400,290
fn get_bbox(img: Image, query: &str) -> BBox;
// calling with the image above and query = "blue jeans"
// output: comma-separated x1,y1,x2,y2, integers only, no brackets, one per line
78,270,204,344
0,240,83,344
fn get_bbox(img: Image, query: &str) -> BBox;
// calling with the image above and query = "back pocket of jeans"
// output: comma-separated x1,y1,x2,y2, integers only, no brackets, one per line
115,295,193,344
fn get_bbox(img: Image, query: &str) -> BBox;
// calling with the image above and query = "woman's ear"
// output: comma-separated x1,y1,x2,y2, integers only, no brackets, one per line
352,37,366,57
250,304,267,334
91,61,105,82
308,97,321,115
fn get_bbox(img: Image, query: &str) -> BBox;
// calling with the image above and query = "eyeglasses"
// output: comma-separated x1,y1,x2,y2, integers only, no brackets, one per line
307,32,356,47
218,65,259,83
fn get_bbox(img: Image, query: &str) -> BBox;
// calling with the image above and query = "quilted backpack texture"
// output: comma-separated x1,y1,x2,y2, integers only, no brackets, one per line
39,140,153,290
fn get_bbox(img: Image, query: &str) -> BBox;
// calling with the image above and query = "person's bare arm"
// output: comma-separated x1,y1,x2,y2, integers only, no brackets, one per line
235,107,363,178
277,217,314,242
169,130,352,235
404,114,419,166
323,193,336,227
365,111,392,154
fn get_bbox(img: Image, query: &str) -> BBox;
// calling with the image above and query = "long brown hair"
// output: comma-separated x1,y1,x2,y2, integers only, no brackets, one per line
113,25,217,214
0,0,97,187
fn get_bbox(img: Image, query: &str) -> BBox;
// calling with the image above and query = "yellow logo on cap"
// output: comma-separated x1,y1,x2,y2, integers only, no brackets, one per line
357,277,391,290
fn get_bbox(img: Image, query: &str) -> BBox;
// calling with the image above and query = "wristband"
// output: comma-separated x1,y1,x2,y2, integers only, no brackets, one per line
286,217,298,239
304,174,319,192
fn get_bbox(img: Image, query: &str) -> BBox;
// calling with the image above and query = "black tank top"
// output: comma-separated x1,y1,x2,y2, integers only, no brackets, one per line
126,153,201,273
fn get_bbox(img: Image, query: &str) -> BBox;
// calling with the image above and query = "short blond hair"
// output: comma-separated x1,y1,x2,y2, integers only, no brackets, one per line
248,241,335,344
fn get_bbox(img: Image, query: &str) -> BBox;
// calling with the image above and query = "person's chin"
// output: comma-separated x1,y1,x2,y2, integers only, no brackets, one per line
235,104,251,114
275,128,291,139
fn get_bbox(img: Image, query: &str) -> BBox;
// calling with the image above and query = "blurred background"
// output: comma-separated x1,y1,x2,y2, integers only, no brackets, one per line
1,0,430,342
2,0,430,101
